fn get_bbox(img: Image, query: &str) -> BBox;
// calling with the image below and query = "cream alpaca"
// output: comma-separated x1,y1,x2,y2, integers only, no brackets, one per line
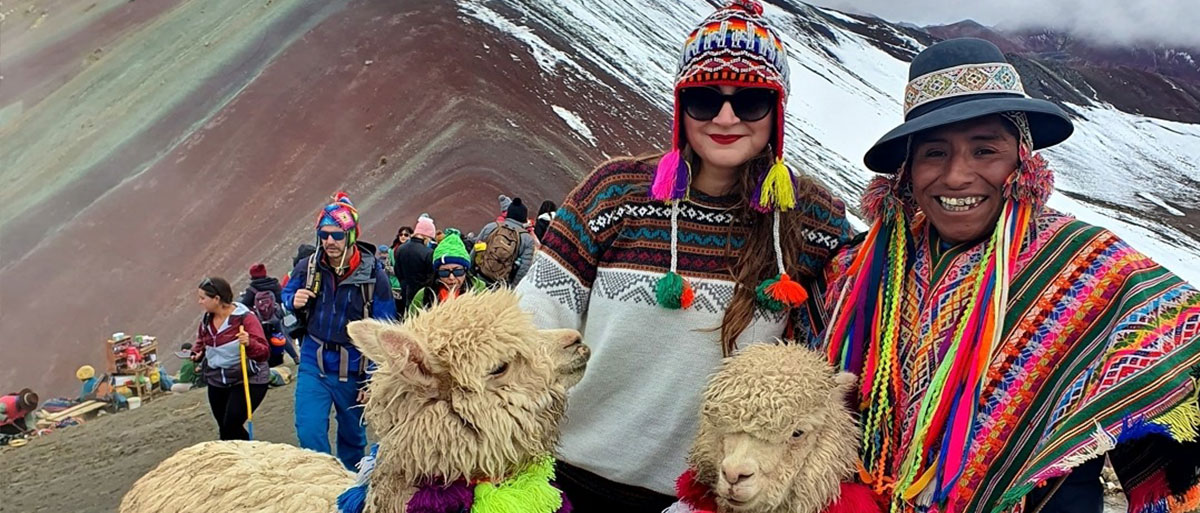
120,290,590,513
669,343,880,513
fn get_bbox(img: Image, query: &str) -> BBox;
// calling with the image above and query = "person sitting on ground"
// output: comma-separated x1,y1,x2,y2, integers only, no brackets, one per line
472,197,537,287
394,215,436,317
171,343,203,392
409,229,487,317
0,389,40,435
76,365,99,402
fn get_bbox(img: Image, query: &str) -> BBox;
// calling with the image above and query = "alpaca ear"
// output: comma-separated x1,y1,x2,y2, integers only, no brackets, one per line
831,371,858,403
348,319,396,365
376,326,437,388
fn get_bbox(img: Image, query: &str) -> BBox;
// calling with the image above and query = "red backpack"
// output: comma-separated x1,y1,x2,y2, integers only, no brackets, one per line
251,287,280,324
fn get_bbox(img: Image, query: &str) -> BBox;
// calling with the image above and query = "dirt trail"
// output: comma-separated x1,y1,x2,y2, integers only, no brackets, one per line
1,385,300,513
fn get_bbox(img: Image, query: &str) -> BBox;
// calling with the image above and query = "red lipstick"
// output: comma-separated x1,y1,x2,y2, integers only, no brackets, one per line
709,134,744,145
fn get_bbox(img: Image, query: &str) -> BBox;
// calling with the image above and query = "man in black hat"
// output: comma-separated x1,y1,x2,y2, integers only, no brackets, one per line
823,38,1200,513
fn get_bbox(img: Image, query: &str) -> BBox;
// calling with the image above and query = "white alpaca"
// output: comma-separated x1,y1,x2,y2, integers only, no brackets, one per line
120,290,589,513
667,343,881,513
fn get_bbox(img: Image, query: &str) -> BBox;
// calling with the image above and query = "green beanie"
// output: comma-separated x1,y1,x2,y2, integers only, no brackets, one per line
432,228,471,269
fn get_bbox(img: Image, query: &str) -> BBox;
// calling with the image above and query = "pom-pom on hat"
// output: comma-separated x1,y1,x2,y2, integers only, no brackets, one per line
414,216,436,239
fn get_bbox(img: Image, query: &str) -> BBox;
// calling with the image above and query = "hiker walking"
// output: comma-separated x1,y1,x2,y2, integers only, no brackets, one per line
0,389,39,435
193,276,270,441
281,192,396,470
394,215,436,316
239,263,297,367
389,226,413,252
408,229,487,317
515,1,851,509
823,38,1200,513
472,197,536,287
534,200,557,241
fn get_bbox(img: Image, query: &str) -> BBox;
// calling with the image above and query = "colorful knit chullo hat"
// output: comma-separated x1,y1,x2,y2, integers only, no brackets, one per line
316,192,360,246
651,0,807,311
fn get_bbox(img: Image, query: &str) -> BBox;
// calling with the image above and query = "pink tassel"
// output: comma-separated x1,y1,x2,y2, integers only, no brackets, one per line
859,176,895,224
651,150,690,202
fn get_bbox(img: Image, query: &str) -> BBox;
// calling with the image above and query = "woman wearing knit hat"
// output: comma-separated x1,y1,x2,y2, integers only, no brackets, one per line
515,1,852,510
823,38,1200,513
408,229,487,317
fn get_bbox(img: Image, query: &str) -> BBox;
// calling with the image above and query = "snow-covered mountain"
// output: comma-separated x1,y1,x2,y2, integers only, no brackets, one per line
1,0,1195,395
457,0,1200,283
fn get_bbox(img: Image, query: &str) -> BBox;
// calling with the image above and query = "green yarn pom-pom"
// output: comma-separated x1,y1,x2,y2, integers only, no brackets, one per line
755,276,785,312
655,272,686,310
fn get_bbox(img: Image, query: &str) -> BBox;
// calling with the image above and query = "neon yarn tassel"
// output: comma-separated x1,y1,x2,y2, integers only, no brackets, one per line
758,157,797,211
652,150,691,201
766,274,808,307
472,456,563,513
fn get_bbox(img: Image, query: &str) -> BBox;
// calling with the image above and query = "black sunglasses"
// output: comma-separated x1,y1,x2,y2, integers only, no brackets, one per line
437,268,468,278
679,87,776,122
317,230,347,241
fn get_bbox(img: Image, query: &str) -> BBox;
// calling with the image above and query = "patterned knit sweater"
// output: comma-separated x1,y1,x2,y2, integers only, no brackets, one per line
823,209,1200,513
515,159,852,494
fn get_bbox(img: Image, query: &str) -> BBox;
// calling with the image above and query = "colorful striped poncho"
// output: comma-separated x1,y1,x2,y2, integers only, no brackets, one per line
824,208,1200,513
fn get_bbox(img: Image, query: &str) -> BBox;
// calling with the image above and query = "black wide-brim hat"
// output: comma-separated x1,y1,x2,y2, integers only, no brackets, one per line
864,38,1074,173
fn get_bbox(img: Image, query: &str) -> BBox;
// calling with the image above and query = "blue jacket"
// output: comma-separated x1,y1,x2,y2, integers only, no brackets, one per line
282,242,397,375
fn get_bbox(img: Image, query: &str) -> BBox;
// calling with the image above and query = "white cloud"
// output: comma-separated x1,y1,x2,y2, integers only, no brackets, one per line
812,0,1200,48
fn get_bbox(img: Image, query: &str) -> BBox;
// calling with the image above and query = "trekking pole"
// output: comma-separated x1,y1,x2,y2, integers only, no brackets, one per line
238,326,254,440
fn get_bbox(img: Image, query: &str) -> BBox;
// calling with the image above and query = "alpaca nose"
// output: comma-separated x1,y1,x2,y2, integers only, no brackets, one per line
722,465,755,486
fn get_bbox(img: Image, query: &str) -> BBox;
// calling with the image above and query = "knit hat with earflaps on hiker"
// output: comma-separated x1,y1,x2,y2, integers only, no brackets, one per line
650,0,808,312
431,229,471,270
316,192,360,246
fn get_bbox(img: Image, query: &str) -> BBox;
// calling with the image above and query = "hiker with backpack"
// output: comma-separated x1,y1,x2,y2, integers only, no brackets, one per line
193,276,270,441
239,263,297,367
281,192,396,470
472,197,536,287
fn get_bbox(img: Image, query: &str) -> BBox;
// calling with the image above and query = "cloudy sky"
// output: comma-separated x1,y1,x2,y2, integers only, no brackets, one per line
811,0,1200,48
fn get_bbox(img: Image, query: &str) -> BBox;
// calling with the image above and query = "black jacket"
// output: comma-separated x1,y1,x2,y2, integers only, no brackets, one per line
394,239,434,314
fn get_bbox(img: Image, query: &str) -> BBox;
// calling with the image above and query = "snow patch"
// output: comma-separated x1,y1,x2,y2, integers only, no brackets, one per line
552,105,597,146
1136,192,1186,217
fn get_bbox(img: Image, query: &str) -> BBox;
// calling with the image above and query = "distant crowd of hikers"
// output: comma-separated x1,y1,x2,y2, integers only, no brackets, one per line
189,192,556,471
11,1,1194,512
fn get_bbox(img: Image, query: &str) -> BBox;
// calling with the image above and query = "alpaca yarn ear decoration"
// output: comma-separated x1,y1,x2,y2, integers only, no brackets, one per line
1001,111,1054,210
